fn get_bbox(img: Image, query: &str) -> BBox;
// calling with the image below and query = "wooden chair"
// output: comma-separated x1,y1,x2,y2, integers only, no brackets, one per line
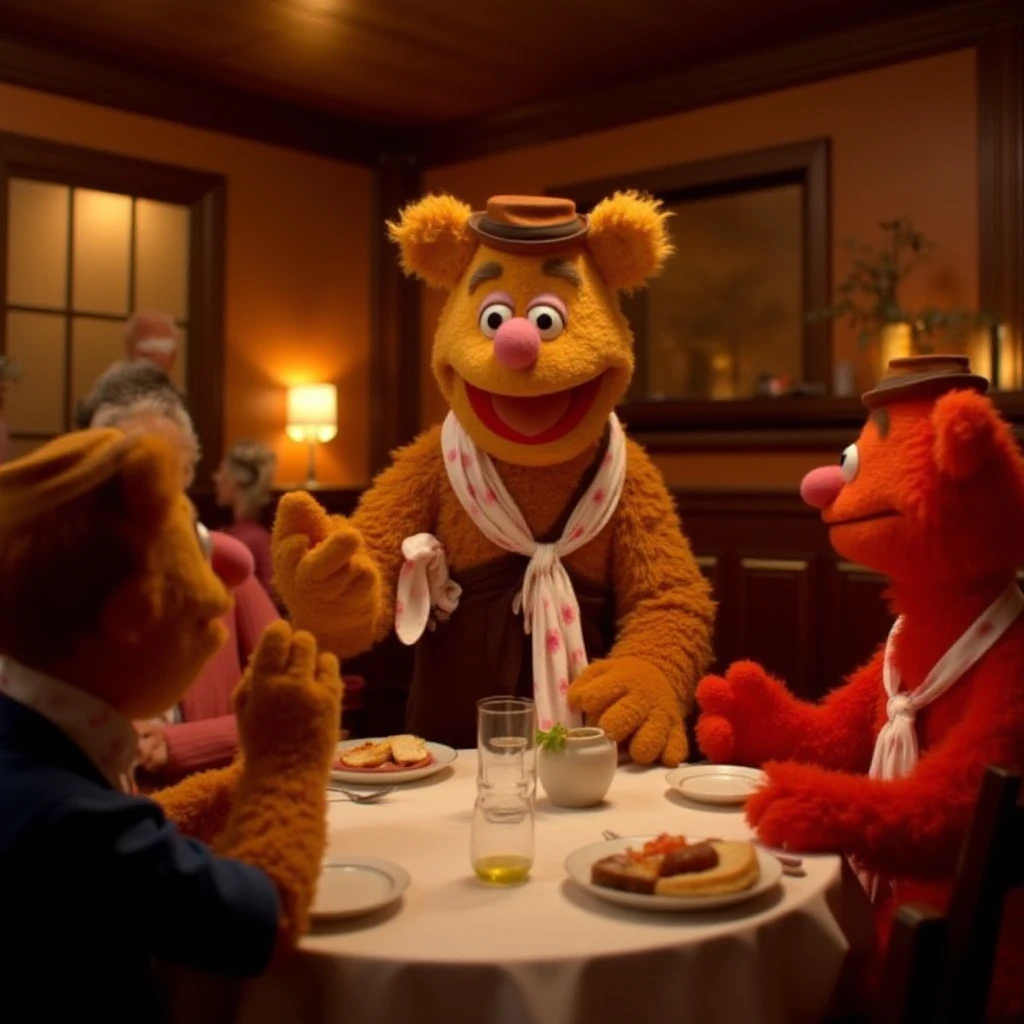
876,765,1024,1024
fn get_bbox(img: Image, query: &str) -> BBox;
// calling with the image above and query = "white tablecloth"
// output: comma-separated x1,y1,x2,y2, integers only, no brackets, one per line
208,754,866,1024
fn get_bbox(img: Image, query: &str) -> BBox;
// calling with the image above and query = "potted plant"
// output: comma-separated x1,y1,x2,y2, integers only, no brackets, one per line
536,723,617,808
807,218,991,373
0,355,21,465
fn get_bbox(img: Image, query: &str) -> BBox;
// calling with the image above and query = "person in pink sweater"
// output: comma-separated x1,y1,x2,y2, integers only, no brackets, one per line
134,531,280,784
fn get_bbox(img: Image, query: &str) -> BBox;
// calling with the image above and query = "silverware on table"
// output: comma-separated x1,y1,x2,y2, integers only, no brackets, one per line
600,828,805,876
328,785,395,803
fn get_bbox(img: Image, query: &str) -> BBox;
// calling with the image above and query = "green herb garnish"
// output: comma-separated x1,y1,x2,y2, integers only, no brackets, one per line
536,723,569,752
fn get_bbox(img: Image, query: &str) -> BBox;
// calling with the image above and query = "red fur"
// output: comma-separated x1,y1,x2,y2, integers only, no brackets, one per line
697,389,1024,1019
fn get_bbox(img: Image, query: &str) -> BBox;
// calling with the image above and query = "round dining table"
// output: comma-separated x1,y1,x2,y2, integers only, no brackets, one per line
179,751,873,1024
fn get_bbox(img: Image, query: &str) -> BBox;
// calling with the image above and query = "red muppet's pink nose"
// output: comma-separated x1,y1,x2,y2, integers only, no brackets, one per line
800,466,845,509
493,318,541,370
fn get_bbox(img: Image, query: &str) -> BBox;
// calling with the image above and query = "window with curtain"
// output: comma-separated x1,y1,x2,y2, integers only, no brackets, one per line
0,132,226,479
3,182,190,459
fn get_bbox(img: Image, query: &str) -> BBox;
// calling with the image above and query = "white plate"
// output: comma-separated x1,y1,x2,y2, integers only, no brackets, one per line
565,835,783,912
665,764,766,806
311,857,411,920
330,738,458,785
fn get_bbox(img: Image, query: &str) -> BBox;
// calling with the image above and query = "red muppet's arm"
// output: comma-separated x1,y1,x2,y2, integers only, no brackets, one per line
697,648,883,772
746,677,1024,874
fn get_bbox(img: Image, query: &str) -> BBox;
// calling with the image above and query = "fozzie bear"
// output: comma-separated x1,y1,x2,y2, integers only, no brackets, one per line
273,193,714,765
0,429,341,1023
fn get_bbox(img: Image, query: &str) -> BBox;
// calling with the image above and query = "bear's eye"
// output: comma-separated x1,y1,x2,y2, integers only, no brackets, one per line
479,303,514,338
839,443,859,484
526,304,566,340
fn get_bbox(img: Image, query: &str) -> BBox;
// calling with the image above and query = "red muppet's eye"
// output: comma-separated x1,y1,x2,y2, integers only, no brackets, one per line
839,444,860,484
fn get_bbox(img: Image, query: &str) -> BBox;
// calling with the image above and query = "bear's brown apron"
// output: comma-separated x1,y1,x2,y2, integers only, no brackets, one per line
404,438,615,749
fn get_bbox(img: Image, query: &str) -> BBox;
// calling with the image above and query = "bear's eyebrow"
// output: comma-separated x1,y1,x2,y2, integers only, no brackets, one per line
871,408,890,438
468,262,503,294
542,258,581,287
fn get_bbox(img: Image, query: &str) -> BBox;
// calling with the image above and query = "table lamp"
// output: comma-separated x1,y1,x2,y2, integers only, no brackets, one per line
286,383,337,489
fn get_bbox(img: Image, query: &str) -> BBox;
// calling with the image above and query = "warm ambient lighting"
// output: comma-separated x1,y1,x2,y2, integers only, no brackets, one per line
286,383,337,488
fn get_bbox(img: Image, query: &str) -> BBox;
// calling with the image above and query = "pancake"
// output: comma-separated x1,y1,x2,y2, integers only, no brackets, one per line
653,841,760,896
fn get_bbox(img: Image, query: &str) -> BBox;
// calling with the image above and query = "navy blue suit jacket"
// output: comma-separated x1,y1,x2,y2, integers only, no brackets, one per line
0,694,279,1023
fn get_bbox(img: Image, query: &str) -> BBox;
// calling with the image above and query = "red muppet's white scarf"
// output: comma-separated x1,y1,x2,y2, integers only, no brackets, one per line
395,411,627,732
859,581,1024,899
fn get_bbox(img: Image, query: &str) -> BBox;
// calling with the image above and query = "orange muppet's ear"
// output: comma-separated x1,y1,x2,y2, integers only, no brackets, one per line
932,389,1001,480
586,191,674,293
387,194,476,289
117,434,179,527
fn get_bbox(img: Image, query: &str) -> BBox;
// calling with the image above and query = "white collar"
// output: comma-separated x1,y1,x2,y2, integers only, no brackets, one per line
0,657,137,792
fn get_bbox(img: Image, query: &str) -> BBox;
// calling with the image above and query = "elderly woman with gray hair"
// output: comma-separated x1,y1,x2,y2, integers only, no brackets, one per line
213,440,277,594
76,361,280,784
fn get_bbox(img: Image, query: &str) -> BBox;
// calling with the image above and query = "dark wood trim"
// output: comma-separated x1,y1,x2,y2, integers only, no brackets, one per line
978,20,1024,385
369,151,423,475
622,391,1024,452
0,131,226,480
0,32,394,166
0,131,224,201
187,183,227,486
555,139,832,418
414,0,1023,167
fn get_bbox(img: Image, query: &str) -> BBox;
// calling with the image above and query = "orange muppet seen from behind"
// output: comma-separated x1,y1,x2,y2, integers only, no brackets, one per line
697,356,1024,1018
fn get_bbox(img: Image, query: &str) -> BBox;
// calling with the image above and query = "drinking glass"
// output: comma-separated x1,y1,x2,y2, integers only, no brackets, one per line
471,696,536,885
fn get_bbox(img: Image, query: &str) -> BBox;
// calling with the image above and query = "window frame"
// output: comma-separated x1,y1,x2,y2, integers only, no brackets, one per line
0,131,226,484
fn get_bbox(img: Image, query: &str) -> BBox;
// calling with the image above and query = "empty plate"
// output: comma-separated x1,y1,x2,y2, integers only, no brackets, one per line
311,857,411,920
666,764,765,806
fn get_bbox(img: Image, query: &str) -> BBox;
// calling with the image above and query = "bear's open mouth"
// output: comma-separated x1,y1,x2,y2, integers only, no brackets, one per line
464,375,604,445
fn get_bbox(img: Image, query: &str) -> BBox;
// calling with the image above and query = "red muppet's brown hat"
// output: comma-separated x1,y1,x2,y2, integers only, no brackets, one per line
468,195,589,255
862,355,989,409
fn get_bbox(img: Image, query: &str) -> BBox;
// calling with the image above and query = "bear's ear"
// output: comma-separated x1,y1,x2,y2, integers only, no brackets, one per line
586,191,674,293
117,434,178,527
932,389,1004,480
386,194,476,289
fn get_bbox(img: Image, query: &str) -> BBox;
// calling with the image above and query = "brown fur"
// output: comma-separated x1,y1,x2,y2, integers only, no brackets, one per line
274,191,713,766
0,431,341,961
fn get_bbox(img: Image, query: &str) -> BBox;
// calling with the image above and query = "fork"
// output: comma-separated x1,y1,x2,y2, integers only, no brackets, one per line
601,828,805,876
328,785,395,803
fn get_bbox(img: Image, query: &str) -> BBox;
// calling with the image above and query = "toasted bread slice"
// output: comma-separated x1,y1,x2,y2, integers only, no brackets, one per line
653,841,759,896
391,734,428,766
590,853,661,894
339,739,392,769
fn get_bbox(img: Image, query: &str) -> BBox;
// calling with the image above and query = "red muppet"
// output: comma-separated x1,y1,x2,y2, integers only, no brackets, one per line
696,355,1024,1017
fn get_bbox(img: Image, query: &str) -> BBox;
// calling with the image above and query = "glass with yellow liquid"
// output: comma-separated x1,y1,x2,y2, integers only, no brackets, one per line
471,697,536,885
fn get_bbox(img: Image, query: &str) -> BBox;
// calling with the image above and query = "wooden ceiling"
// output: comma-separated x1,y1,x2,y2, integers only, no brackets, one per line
0,0,963,130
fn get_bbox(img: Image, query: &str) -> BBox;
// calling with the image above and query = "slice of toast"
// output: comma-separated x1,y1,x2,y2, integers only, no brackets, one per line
339,739,392,769
390,734,428,766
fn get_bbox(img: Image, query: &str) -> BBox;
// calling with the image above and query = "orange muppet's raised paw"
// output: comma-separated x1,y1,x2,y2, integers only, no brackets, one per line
568,655,687,766
696,661,793,766
234,619,342,764
272,492,382,652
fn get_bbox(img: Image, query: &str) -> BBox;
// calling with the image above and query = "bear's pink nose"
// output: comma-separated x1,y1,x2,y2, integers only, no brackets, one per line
800,466,845,509
492,318,541,370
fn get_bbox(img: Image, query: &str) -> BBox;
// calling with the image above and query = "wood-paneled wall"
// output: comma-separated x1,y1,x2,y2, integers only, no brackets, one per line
198,485,895,742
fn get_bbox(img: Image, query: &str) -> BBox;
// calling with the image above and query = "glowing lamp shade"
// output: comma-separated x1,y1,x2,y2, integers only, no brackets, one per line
286,384,337,444
286,383,337,488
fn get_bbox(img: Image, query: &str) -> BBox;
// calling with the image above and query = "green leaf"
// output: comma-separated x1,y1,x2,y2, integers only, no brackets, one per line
536,723,570,752
857,330,872,350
